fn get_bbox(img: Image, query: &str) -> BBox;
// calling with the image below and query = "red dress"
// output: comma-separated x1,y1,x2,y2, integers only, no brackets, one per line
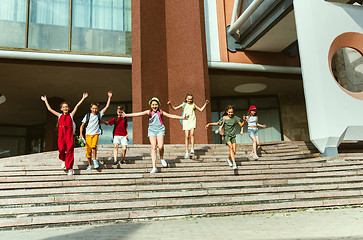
58,114,74,169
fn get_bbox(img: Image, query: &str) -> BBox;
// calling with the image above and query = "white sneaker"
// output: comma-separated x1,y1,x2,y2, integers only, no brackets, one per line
61,161,66,169
86,166,92,170
226,159,233,167
184,152,189,159
190,149,195,154
232,163,237,169
150,168,158,173
93,160,99,169
68,169,74,175
253,154,259,160
160,159,168,168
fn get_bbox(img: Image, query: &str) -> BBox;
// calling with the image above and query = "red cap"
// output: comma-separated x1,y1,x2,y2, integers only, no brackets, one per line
249,105,257,111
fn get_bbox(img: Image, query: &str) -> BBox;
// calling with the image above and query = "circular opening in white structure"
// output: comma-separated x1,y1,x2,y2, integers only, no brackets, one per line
0,94,5,104
234,83,267,93
331,47,363,93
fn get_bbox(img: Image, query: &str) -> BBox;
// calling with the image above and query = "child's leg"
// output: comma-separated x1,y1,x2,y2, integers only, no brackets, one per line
65,129,74,169
149,136,157,169
91,134,99,161
226,141,235,164
85,135,93,166
58,136,66,162
184,130,190,152
190,128,195,150
249,134,257,155
121,146,127,162
157,135,165,159
113,142,119,162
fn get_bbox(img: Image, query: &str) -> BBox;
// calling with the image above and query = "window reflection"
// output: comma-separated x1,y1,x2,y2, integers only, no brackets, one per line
0,0,27,48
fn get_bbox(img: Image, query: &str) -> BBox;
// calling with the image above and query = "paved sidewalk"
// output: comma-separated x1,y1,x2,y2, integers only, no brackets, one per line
1,207,363,240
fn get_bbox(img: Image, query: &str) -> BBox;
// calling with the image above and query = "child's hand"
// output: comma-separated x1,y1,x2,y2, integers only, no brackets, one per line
184,114,189,120
243,115,247,121
262,124,266,128
126,135,129,140
167,101,170,105
83,93,88,99
121,112,126,118
240,130,244,135
40,95,47,102
205,100,209,105
205,123,209,129
108,91,113,98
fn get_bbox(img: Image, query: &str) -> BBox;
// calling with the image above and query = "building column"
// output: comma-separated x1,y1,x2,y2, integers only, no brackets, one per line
44,97,63,151
132,0,212,144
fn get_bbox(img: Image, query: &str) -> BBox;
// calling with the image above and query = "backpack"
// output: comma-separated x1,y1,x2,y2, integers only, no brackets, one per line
180,102,186,125
150,109,164,125
112,116,127,137
83,112,102,136
215,116,226,140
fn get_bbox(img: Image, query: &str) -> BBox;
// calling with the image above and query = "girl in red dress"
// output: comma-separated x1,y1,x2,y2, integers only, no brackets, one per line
41,93,88,175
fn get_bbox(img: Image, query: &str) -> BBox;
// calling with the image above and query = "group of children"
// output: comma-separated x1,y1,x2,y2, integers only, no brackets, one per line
41,93,266,175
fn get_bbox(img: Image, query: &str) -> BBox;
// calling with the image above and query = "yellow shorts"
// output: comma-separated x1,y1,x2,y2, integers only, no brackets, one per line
85,134,99,158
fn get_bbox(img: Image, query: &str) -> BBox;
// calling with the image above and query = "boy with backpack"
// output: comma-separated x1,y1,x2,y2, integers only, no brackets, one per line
80,91,112,170
105,106,128,166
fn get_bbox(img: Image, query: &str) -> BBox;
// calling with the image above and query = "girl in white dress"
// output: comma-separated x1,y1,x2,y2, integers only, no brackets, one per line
168,94,209,158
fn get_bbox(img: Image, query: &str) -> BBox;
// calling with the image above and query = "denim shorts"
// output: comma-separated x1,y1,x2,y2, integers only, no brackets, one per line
248,128,258,136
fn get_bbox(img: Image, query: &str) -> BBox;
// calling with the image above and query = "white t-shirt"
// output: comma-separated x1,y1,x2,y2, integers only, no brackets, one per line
246,116,258,127
82,110,104,135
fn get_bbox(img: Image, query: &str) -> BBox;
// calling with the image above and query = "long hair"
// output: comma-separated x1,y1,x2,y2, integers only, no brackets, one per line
222,105,234,116
149,100,160,112
184,94,193,103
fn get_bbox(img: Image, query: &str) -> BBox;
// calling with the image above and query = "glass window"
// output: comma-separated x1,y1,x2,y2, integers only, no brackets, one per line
72,0,132,55
0,0,27,48
28,0,70,50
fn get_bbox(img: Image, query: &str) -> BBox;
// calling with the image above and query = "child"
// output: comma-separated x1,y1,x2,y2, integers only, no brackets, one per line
167,94,209,158
123,97,188,173
79,91,112,170
105,106,128,166
41,93,88,175
206,105,243,169
242,105,266,160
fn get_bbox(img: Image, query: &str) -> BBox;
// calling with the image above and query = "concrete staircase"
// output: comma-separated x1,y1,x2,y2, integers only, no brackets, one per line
1,141,363,230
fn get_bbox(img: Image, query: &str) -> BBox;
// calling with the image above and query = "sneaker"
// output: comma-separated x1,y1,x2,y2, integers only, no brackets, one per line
226,159,233,167
93,160,99,169
160,159,168,168
120,160,126,164
232,163,237,169
253,154,259,160
61,161,66,169
86,166,92,170
68,169,74,175
112,161,118,166
150,167,158,173
184,152,189,159
190,149,195,154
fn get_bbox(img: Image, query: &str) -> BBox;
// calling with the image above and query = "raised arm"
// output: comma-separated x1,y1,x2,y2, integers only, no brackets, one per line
195,100,209,112
167,101,184,111
162,111,188,120
257,122,266,128
71,93,88,116
40,95,61,117
102,91,113,113
123,110,150,118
